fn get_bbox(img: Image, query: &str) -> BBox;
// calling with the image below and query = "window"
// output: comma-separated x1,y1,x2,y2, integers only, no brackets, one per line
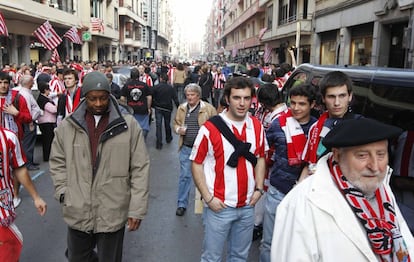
289,0,297,21
267,4,273,29
279,0,288,25
91,0,103,18
114,7,119,30
350,36,372,66
320,41,337,65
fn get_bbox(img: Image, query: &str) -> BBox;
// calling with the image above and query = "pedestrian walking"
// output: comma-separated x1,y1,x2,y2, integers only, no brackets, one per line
49,71,150,262
173,83,216,216
301,70,362,179
36,81,57,162
0,126,47,262
0,71,32,208
120,68,152,138
152,73,179,149
271,118,414,261
191,76,266,261
259,84,317,261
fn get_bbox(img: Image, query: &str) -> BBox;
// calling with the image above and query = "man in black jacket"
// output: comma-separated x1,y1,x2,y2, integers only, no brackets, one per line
152,73,179,149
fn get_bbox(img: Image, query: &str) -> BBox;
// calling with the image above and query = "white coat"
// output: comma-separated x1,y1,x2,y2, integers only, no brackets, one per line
271,154,414,262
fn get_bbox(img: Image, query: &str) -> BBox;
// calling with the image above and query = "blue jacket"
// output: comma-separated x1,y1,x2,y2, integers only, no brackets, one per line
266,116,317,194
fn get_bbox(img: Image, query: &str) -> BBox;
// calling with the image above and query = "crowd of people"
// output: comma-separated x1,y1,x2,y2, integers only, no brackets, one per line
0,56,413,261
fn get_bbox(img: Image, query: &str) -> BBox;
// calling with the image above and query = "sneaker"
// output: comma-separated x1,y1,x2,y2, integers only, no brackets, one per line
252,225,263,241
176,207,186,216
13,197,22,208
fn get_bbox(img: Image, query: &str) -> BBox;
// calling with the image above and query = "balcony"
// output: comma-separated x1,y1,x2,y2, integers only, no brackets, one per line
123,38,141,47
118,6,147,26
222,1,265,37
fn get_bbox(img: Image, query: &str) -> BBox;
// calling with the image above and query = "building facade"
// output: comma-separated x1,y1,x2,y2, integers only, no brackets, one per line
210,0,414,69
0,0,172,65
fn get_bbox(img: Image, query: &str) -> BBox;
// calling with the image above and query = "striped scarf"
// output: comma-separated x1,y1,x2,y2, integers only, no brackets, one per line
302,111,329,164
0,128,16,227
278,109,307,166
328,156,411,262
0,92,19,135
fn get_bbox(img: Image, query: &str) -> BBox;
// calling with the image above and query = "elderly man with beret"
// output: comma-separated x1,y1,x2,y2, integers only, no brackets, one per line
49,71,150,262
271,118,413,261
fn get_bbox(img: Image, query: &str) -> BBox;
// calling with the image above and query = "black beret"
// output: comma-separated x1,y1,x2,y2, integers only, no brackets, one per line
322,118,402,149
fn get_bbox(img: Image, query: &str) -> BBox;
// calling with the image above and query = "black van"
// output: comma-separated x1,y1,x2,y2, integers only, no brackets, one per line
283,63,414,231
282,63,414,129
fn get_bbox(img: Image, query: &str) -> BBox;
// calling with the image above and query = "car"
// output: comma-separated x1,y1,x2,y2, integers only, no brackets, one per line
112,66,133,87
282,63,414,231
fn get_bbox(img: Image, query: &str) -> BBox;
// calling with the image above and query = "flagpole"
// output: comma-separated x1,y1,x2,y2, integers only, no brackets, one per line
296,21,301,64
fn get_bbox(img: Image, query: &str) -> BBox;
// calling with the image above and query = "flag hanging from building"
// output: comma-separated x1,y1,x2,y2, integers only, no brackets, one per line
258,27,267,41
0,12,9,37
91,18,104,32
264,43,273,63
50,49,60,63
33,21,62,50
63,26,82,45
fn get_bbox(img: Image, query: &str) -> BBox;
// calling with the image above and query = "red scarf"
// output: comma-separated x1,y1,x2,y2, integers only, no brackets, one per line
278,109,307,166
0,128,16,227
302,111,329,164
328,156,410,262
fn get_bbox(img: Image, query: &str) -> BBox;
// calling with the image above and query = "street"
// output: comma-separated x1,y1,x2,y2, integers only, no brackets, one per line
15,117,261,262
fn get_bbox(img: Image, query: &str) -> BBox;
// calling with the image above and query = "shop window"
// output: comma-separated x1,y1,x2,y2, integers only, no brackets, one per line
320,41,336,65
350,37,372,66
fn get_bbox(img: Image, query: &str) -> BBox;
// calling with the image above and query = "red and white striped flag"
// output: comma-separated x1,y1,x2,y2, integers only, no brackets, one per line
0,12,9,37
91,18,104,32
264,43,273,63
33,21,62,50
63,26,82,45
50,49,60,63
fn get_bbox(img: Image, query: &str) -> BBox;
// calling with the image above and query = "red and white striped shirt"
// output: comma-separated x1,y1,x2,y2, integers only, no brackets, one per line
190,112,267,208
140,74,153,87
0,128,26,226
49,75,65,104
213,73,226,89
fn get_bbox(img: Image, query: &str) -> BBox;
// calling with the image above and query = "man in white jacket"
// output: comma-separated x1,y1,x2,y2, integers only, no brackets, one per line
271,118,414,262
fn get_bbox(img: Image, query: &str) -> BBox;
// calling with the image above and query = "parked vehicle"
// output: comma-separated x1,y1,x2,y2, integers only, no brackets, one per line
282,63,414,231
112,66,133,87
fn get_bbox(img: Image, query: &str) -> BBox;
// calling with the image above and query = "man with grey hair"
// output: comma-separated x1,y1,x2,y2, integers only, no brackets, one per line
173,83,216,216
14,75,41,171
271,118,414,261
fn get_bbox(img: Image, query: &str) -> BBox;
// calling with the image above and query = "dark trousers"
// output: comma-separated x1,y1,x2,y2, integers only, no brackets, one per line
155,108,172,147
22,122,37,165
67,226,125,262
39,122,55,161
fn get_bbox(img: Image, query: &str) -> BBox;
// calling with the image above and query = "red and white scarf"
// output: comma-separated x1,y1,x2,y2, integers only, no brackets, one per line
0,128,16,227
302,111,329,164
328,156,410,262
278,109,307,166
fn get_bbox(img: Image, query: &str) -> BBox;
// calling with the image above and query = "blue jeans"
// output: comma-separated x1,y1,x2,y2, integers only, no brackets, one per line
177,145,193,208
259,185,285,262
22,122,37,165
174,83,185,104
201,205,254,262
155,108,172,146
133,113,149,138
212,88,223,109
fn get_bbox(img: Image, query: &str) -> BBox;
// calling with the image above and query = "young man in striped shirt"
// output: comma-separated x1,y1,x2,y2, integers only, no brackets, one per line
191,76,267,261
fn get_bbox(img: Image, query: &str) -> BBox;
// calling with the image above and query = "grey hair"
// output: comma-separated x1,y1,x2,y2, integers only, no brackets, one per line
184,83,201,96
